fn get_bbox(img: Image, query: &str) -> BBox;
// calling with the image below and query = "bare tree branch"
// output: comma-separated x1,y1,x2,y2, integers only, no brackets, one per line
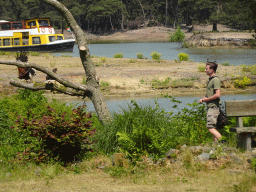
10,80,45,90
0,60,90,91
10,79,88,97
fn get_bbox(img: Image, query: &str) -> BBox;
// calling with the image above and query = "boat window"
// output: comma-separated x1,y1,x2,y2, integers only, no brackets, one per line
12,22,23,29
28,21,36,28
49,36,56,42
14,38,20,45
57,36,63,40
1,23,11,30
39,20,49,27
32,37,41,44
3,38,11,46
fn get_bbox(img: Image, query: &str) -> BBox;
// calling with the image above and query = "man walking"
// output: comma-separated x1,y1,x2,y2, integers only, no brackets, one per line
199,61,222,141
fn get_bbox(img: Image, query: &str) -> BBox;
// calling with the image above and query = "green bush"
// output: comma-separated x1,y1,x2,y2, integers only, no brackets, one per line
169,25,185,42
100,57,107,63
234,76,251,88
113,53,124,58
197,64,205,72
178,53,189,61
136,52,144,59
241,64,256,75
150,52,161,62
12,105,95,163
0,89,95,163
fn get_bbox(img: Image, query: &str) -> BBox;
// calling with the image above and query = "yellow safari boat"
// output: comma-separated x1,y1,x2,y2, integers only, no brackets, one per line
0,18,75,52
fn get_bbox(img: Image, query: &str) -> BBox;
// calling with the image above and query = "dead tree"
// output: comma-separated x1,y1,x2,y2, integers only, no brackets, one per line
0,0,111,123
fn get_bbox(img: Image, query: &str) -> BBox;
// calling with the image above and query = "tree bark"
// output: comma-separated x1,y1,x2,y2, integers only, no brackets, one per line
165,0,168,26
43,0,111,123
213,22,217,31
137,0,145,22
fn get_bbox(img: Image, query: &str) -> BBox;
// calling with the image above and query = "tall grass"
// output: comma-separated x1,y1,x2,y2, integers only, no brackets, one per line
93,96,234,161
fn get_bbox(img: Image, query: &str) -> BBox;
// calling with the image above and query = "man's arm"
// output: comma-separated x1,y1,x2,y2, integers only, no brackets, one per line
199,89,220,103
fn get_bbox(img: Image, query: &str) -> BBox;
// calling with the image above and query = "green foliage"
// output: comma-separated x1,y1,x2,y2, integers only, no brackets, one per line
129,58,137,63
113,53,124,58
250,158,256,171
12,105,95,163
136,52,144,59
82,76,87,85
150,52,161,62
197,64,205,72
0,51,13,56
234,76,251,88
169,26,185,42
241,64,256,75
151,77,171,88
151,77,196,89
100,57,107,63
178,53,189,61
93,96,218,162
100,81,110,88
221,61,230,66
30,52,40,56
0,89,95,163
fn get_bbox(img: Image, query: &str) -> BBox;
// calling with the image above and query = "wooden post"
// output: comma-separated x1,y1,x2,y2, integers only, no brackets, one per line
237,117,252,151
225,100,255,151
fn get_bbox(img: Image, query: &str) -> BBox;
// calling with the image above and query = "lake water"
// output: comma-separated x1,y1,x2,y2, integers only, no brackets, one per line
66,94,256,114
54,43,256,66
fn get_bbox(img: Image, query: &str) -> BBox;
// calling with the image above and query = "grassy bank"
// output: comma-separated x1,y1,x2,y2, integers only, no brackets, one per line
0,90,256,191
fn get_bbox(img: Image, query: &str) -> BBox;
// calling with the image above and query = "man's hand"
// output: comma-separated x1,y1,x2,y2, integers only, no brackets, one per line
199,97,208,103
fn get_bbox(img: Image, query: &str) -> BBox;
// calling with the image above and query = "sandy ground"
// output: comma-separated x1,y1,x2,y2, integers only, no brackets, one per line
60,24,254,43
0,55,255,99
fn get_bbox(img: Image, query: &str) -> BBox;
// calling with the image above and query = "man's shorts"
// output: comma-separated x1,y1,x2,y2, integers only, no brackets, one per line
206,106,220,129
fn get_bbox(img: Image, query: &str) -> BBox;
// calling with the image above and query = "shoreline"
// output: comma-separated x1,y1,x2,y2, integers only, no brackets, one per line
60,24,255,48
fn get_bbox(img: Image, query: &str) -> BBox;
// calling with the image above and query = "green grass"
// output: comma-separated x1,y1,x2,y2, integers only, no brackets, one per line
221,61,230,66
150,77,197,89
100,81,110,88
0,51,13,56
197,64,205,72
241,64,256,75
129,58,137,63
30,52,40,56
113,53,124,58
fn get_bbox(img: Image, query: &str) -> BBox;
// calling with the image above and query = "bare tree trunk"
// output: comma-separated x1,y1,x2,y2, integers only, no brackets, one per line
121,0,124,30
165,0,168,26
43,0,111,123
137,0,145,22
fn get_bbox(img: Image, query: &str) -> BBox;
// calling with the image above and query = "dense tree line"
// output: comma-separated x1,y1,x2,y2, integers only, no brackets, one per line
0,0,255,32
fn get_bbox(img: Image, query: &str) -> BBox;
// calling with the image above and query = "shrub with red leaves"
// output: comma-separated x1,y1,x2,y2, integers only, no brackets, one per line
12,105,95,163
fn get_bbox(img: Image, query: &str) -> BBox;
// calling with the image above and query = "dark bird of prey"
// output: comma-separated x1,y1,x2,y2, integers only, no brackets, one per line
16,52,36,81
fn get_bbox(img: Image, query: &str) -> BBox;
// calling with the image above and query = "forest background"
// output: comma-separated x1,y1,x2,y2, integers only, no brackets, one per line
0,0,256,33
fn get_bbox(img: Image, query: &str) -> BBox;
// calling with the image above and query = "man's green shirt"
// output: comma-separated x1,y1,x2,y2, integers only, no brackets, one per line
206,75,221,108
